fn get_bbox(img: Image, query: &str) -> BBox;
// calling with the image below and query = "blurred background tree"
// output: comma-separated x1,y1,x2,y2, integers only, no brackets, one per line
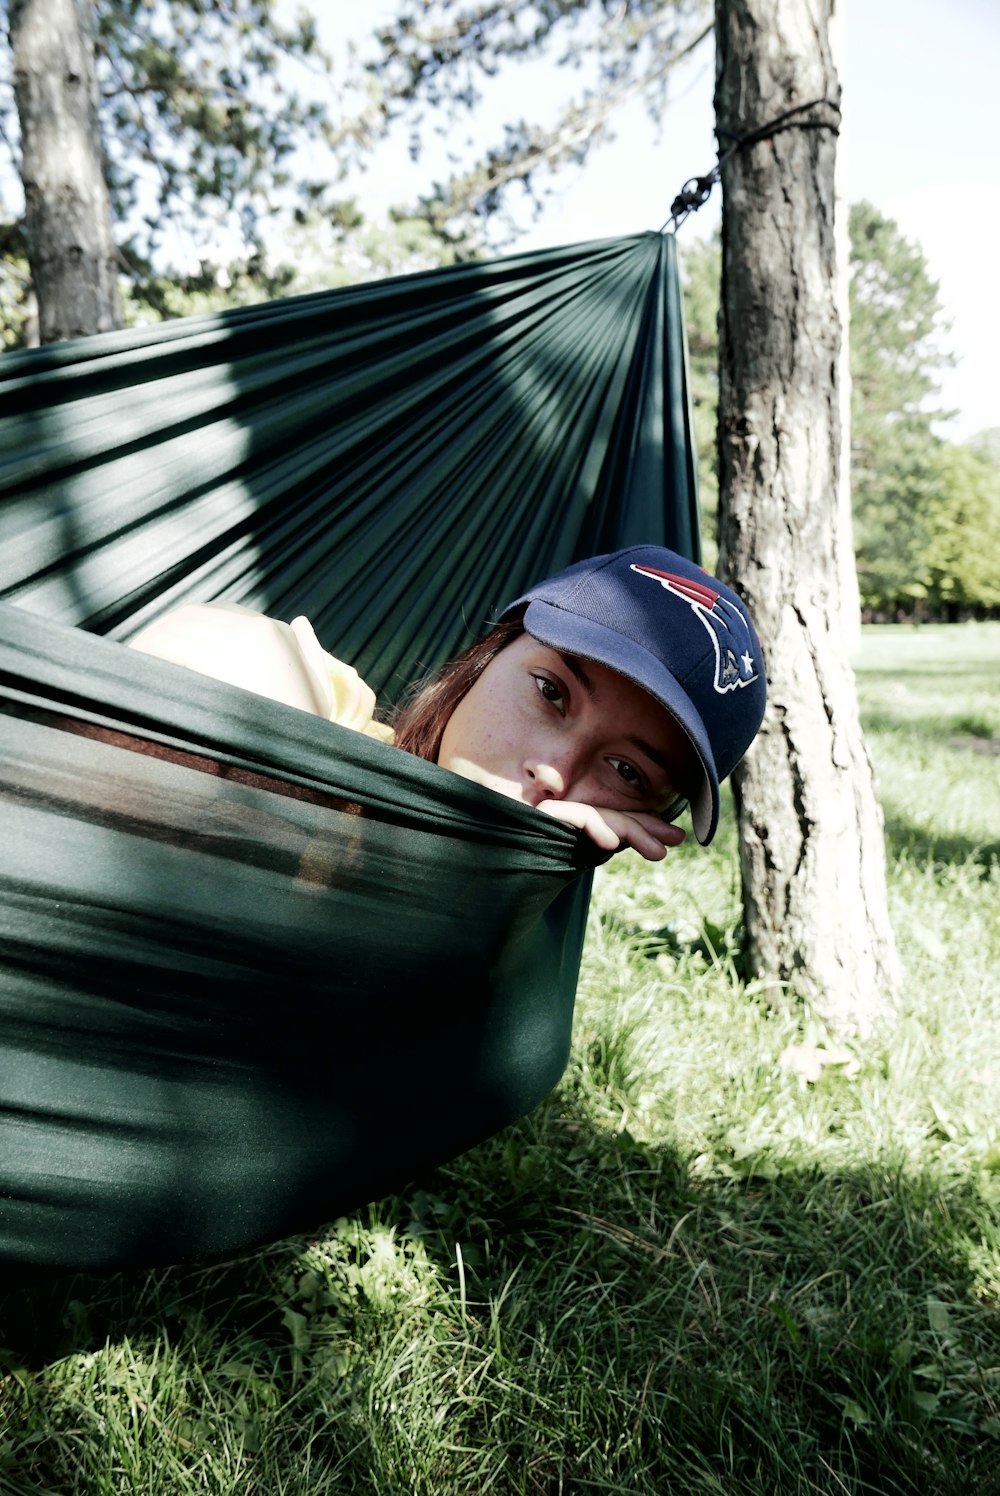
919,440,1000,618
4,0,335,337
677,232,721,564
678,211,1000,620
2,0,473,339
849,200,951,614
345,0,711,249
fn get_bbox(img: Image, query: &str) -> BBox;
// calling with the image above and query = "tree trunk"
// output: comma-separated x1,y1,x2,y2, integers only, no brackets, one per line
10,0,122,342
714,0,899,1035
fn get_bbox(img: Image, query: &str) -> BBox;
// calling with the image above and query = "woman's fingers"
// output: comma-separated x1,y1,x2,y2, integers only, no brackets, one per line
537,801,686,860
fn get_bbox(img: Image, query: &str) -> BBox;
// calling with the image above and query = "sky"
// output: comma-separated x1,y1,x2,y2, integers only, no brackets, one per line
331,0,999,442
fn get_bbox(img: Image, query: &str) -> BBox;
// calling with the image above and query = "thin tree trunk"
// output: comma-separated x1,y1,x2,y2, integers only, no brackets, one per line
714,0,899,1035
10,0,122,342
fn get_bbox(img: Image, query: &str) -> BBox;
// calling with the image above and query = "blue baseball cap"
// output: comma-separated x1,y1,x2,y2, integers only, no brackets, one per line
498,545,766,844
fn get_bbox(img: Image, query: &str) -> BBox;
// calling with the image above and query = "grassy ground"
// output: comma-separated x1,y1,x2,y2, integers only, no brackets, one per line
2,625,999,1495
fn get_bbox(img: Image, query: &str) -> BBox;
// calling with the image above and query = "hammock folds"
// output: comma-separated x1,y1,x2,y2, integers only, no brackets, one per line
0,233,698,1267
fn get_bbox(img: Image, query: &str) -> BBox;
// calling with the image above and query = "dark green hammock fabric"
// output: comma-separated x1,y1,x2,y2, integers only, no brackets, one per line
0,232,698,1267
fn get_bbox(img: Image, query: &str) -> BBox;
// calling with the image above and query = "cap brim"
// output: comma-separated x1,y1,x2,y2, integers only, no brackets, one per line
521,600,719,844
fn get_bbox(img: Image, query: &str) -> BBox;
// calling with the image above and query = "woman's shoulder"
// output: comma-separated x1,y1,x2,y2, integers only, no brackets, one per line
129,603,393,740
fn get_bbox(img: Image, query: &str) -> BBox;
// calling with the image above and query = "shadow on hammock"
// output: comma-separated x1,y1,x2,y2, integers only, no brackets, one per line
0,232,697,1267
0,233,697,702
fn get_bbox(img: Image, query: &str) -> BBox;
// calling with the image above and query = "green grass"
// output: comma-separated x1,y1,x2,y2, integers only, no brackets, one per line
3,624,999,1495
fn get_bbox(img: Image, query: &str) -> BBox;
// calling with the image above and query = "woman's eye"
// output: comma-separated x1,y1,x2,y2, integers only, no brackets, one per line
533,675,566,712
609,757,645,791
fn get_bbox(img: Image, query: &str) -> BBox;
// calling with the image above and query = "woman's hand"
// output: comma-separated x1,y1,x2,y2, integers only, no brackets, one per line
536,800,685,860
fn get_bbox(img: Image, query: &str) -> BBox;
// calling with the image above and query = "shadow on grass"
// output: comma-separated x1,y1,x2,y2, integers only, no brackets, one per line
2,1095,999,1495
399,1102,1000,1495
596,909,750,976
859,662,996,687
882,810,1000,870
863,709,998,744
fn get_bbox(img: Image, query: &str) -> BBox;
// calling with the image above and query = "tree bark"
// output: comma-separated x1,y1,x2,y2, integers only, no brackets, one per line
714,0,899,1035
10,0,122,342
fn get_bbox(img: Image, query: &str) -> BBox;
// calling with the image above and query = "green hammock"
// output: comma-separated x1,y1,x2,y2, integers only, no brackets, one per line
0,232,698,1268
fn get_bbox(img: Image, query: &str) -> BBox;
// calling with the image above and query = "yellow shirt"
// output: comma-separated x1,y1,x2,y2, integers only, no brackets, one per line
129,603,395,743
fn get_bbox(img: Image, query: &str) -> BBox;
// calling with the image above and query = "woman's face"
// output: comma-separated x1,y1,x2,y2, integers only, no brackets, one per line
437,633,695,814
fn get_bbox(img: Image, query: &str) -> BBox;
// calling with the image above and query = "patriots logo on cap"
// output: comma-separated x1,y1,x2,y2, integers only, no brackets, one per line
631,564,759,695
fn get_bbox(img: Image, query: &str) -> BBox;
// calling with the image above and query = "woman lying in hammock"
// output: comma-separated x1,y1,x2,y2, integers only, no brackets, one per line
130,545,766,859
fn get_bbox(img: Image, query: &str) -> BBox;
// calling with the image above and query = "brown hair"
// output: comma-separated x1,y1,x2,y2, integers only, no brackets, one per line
392,615,526,763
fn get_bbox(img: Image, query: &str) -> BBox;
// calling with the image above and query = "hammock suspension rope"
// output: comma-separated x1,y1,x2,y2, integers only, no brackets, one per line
661,97,842,232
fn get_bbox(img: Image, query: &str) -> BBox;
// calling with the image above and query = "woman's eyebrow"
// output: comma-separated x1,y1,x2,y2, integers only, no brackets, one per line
556,652,594,694
627,735,676,775
556,654,675,776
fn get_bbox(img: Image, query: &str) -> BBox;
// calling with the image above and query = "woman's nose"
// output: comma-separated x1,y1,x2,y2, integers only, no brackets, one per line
524,756,567,801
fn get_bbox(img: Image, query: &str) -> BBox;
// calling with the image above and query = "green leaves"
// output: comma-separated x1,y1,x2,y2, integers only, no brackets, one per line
679,202,1000,614
353,0,713,249
1,0,347,315
847,200,1000,616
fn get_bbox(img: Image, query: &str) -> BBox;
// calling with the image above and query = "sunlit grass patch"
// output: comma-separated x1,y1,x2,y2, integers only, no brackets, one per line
856,626,1000,868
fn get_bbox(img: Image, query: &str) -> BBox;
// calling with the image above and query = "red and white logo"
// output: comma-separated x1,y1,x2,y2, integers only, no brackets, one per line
631,564,758,695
